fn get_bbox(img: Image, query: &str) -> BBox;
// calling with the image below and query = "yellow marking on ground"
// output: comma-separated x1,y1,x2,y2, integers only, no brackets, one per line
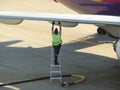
63,36,113,48
63,36,99,45
12,25,113,48
13,25,50,35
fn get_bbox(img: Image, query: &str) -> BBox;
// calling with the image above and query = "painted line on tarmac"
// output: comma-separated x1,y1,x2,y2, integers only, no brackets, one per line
12,25,113,48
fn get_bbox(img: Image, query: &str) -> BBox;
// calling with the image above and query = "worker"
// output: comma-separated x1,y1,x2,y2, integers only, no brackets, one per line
52,21,62,65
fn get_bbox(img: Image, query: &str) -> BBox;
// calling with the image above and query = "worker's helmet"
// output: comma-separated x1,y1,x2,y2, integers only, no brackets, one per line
54,28,58,34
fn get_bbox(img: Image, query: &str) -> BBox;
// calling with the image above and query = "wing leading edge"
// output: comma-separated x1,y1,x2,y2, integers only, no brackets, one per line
0,11,119,25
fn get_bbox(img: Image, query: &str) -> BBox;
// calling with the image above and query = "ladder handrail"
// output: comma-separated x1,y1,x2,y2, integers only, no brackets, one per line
50,46,62,83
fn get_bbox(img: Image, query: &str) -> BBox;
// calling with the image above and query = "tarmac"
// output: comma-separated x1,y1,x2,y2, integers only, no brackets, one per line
0,0,120,90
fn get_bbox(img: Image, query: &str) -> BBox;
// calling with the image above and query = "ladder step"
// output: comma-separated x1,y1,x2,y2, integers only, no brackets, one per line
51,71,61,73
51,65,61,67
50,77,62,80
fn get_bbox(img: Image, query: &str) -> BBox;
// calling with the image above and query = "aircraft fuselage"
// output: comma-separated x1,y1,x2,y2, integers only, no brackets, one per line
59,0,120,16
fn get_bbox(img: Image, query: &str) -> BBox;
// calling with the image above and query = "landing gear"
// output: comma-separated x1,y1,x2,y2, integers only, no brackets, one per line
113,40,118,52
97,28,107,35
114,39,120,60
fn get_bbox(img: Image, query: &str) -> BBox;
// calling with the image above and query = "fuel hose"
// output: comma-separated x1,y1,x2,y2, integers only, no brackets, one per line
61,74,85,87
0,74,85,87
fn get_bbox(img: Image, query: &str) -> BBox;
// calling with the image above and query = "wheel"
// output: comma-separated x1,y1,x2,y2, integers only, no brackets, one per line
97,28,106,35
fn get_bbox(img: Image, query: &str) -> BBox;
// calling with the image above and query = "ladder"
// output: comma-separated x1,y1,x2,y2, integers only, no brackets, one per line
50,46,62,83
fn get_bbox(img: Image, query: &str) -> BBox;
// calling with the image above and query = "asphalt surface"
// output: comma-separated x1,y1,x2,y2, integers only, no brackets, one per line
0,0,119,90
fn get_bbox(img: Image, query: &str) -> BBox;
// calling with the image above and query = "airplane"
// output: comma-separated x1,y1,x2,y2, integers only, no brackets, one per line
0,0,119,60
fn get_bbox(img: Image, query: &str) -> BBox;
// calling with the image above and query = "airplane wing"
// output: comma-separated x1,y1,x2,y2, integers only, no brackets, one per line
0,11,119,25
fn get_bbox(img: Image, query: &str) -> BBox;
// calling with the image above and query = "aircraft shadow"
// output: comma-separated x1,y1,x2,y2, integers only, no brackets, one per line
0,34,119,89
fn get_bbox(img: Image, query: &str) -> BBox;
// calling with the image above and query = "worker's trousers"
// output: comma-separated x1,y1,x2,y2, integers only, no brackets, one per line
53,44,61,64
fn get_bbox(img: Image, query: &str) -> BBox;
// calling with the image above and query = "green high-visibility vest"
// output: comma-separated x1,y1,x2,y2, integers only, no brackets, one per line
52,34,62,46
